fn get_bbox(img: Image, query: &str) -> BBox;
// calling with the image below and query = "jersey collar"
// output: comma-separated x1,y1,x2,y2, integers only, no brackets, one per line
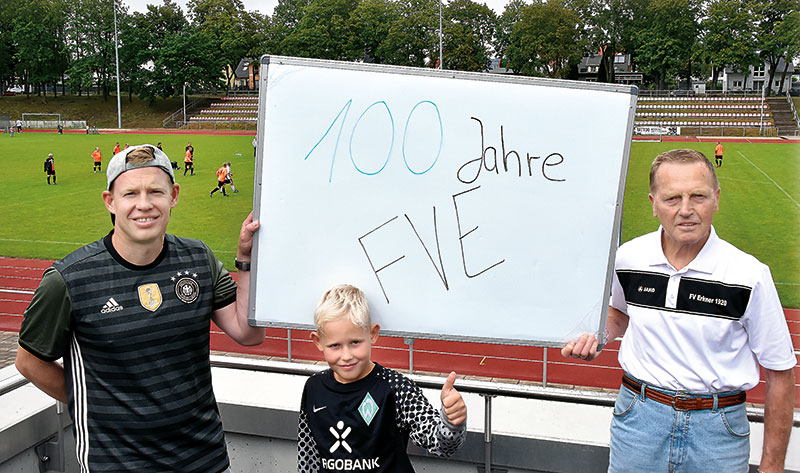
647,225,719,275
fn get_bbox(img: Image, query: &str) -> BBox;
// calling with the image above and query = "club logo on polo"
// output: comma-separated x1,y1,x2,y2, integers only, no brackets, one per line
329,421,352,453
137,283,162,312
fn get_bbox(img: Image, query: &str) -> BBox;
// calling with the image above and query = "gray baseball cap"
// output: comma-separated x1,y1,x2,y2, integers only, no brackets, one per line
106,144,175,189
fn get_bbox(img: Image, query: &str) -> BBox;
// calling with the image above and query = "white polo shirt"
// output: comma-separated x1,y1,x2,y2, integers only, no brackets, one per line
611,226,796,393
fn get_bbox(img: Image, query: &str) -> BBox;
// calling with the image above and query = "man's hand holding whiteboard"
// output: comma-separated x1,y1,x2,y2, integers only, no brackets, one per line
249,56,637,347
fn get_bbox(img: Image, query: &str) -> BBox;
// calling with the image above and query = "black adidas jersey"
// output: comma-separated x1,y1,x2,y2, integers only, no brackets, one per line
19,232,236,473
298,363,465,472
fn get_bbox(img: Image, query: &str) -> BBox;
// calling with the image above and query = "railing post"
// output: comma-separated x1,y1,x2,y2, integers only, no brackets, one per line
287,329,292,362
478,394,497,473
404,338,415,373
542,348,548,388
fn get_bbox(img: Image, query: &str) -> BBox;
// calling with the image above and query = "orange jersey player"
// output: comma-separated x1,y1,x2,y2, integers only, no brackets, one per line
209,164,228,197
91,147,102,173
183,148,194,176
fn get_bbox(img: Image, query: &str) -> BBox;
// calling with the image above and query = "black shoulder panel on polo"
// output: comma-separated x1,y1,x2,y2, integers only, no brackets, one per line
676,277,751,320
616,270,669,308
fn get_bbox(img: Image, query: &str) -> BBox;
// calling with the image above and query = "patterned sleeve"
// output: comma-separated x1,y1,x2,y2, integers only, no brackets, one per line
297,387,320,472
392,372,465,457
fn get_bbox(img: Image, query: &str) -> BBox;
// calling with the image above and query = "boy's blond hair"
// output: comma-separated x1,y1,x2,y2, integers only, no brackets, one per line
314,284,371,333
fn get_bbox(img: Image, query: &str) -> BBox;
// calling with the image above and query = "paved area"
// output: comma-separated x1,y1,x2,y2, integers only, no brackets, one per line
1,331,18,369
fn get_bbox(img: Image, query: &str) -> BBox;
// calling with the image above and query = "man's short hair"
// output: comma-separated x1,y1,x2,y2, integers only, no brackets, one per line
649,148,719,193
106,144,175,190
314,284,371,333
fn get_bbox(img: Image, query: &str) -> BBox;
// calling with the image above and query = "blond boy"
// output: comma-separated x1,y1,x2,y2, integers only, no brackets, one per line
298,284,467,472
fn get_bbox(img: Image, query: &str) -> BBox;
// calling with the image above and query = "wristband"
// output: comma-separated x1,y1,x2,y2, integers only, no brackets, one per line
234,259,251,271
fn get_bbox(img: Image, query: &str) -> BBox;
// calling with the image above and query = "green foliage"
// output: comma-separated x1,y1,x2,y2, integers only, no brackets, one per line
506,0,584,78
632,0,700,89
0,133,256,271
702,0,759,88
622,142,799,308
278,0,360,60
1,135,796,307
441,0,496,72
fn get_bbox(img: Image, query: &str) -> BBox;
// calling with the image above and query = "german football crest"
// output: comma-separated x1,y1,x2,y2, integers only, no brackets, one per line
138,283,163,312
175,277,199,304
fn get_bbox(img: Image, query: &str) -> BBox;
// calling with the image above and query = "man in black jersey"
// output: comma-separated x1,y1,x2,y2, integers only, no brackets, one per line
16,144,265,473
298,284,467,472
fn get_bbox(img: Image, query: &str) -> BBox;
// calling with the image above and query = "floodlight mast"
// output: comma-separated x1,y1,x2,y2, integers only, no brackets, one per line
439,0,443,70
113,0,122,129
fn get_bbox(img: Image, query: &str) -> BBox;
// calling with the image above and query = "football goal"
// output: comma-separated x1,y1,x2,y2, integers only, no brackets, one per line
22,113,61,128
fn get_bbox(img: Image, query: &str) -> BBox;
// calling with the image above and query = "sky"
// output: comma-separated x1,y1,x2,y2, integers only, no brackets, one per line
123,0,513,17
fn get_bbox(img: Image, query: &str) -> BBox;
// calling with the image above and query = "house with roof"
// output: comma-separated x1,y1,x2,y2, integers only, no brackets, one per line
231,57,260,91
577,52,642,85
722,58,795,94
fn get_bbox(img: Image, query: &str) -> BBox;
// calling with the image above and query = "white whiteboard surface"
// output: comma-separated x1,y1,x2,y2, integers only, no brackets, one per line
249,55,637,347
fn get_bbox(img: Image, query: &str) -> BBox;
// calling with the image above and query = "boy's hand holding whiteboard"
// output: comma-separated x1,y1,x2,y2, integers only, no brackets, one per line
440,371,466,426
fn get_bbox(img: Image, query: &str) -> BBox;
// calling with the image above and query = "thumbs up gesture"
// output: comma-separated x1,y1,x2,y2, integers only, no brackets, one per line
440,371,466,426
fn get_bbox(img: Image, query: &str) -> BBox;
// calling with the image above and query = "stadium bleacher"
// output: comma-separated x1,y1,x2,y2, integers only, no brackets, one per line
188,95,258,124
635,95,774,131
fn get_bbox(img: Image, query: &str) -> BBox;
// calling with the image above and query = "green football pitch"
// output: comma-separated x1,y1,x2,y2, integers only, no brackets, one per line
1,133,798,307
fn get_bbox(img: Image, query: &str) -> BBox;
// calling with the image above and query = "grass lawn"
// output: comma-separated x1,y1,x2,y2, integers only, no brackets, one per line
0,94,189,128
1,133,798,307
624,141,799,307
0,132,256,271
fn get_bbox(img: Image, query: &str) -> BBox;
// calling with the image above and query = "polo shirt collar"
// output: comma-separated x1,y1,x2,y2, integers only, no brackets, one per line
647,225,719,274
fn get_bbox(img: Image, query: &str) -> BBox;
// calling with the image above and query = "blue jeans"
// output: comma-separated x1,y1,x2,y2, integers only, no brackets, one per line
608,376,750,473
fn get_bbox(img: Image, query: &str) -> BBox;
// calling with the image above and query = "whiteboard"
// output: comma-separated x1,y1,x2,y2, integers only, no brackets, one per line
249,55,637,347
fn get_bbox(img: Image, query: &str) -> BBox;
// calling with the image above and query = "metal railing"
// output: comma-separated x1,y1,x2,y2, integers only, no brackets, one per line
162,98,204,128
787,89,800,129
638,89,765,98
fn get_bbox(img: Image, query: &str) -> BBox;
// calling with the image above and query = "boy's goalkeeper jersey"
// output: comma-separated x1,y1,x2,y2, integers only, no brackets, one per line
298,363,465,472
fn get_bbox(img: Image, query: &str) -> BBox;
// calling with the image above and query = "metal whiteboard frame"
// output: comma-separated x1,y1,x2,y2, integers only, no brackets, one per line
248,54,638,348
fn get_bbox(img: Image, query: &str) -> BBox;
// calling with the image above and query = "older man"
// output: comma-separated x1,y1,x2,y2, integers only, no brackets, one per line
16,144,264,472
563,149,795,472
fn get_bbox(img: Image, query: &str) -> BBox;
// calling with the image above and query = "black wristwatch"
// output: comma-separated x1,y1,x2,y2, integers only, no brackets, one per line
234,259,251,271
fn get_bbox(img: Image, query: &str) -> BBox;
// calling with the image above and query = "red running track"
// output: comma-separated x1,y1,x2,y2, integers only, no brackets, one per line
2,256,798,407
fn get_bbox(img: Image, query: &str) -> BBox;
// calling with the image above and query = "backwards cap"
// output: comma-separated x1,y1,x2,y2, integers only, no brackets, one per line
106,144,175,189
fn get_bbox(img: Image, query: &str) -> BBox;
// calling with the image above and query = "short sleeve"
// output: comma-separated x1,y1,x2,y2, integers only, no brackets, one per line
204,244,236,310
18,267,73,361
740,265,796,371
610,266,628,315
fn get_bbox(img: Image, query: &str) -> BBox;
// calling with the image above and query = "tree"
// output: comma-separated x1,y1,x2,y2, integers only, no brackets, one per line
632,0,699,89
188,0,261,90
349,0,400,63
752,0,800,95
440,0,496,72
494,0,527,69
122,0,190,102
505,0,584,78
279,0,359,60
376,0,439,67
701,0,758,90
579,0,645,83
142,28,225,102
11,0,65,100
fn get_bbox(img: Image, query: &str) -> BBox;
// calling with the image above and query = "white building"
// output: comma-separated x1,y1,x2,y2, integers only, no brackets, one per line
722,58,795,94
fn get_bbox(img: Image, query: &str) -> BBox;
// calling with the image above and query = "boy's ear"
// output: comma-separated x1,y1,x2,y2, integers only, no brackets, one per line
310,331,323,351
369,324,380,344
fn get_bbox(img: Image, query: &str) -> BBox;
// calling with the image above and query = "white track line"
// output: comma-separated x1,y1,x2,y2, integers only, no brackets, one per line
0,289,34,295
737,150,800,209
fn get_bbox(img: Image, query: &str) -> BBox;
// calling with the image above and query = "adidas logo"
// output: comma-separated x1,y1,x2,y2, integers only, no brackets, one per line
100,298,124,314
